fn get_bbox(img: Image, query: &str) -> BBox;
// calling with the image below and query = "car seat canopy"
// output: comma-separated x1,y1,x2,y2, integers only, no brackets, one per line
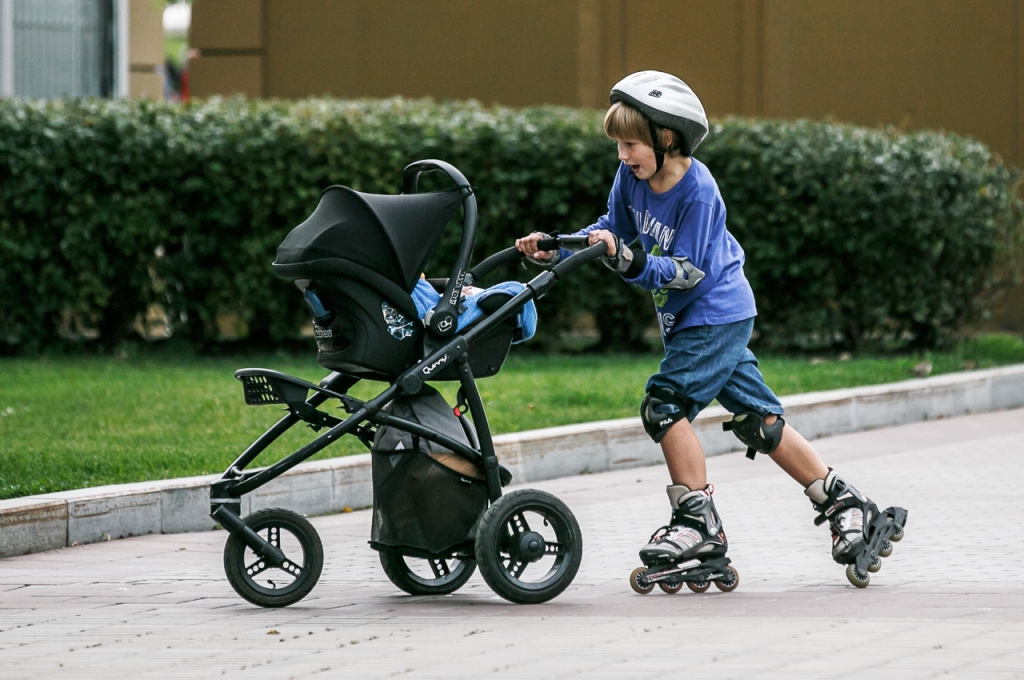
275,186,463,291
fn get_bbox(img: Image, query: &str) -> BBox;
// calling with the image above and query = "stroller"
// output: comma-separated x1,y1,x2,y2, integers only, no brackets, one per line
211,160,608,607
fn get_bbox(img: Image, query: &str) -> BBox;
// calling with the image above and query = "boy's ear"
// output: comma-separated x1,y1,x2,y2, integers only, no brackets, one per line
655,127,676,152
662,129,687,156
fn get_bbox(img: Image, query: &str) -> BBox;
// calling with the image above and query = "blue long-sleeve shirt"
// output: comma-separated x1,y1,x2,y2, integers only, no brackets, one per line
575,160,756,341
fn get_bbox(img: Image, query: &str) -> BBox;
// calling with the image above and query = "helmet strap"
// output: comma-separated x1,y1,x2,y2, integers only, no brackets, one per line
647,120,665,174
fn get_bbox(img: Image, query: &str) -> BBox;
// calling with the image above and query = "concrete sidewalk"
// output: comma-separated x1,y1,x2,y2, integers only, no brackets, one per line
2,408,1023,679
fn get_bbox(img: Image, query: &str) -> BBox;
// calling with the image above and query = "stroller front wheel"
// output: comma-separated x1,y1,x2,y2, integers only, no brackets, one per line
379,548,477,595
475,489,583,604
223,508,324,608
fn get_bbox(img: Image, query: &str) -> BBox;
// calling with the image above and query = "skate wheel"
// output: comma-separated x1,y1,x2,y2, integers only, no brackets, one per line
658,580,683,594
867,555,882,573
845,563,870,588
878,539,893,558
475,489,583,605
630,567,655,594
714,565,740,593
890,525,904,542
686,579,711,594
223,508,324,608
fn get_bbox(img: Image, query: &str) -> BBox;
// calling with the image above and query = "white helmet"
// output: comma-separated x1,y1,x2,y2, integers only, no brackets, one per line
610,71,708,157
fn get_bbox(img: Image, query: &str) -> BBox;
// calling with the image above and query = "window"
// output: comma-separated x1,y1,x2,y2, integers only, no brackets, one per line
0,0,123,98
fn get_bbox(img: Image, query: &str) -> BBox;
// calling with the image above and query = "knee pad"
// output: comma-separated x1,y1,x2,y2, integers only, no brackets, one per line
723,412,785,460
640,386,692,443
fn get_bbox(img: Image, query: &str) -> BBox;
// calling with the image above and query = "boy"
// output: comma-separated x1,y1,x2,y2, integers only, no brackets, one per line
516,71,906,589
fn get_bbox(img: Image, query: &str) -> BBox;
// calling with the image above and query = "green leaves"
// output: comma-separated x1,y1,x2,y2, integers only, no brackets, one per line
700,118,1021,350
0,99,1017,354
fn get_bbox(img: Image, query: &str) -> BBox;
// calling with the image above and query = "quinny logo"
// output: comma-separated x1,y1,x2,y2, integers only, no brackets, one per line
438,316,453,332
648,89,663,98
422,354,449,376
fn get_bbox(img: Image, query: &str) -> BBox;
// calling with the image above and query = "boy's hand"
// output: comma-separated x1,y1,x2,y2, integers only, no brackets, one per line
516,232,554,260
587,230,618,256
591,230,639,274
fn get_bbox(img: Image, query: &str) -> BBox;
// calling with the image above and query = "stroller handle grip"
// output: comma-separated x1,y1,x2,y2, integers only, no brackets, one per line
537,235,591,252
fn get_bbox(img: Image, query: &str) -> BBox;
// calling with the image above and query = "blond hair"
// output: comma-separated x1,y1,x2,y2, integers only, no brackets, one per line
603,101,681,154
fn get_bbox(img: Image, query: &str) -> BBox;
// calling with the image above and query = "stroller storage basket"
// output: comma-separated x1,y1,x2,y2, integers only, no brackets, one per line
370,387,487,554
370,451,487,555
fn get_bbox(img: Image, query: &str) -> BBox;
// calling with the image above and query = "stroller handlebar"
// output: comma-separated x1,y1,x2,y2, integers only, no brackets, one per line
550,241,609,277
467,237,608,286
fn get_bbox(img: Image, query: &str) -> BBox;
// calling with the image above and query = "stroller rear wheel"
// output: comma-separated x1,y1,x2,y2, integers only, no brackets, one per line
475,489,583,604
379,548,476,596
223,508,324,608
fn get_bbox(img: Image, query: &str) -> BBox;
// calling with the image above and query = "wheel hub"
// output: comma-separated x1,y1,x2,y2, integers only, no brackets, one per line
517,531,546,562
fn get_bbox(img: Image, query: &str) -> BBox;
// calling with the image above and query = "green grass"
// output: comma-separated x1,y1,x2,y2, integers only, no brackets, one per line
1,334,1022,500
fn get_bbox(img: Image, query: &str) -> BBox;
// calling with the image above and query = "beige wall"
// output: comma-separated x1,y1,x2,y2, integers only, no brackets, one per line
188,0,1024,166
129,0,166,98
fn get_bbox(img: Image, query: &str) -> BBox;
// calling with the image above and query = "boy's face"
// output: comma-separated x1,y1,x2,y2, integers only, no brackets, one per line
616,138,658,179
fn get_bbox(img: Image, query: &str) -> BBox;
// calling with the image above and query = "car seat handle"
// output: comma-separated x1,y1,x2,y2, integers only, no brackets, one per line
403,159,477,339
402,159,472,196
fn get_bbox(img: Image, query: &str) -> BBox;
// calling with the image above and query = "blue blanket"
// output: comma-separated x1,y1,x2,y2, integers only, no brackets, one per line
411,279,537,343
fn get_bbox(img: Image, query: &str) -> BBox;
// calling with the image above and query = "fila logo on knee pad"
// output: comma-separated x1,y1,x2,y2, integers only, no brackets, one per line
640,386,692,443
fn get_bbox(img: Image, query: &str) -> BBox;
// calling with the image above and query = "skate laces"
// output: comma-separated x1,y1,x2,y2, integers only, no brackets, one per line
648,525,674,543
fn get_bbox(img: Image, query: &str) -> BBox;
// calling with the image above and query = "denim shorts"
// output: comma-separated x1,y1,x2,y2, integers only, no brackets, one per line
647,318,784,422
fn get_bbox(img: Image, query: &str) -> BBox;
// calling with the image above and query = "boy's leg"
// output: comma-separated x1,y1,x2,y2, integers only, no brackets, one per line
713,350,827,485
660,417,707,489
656,410,828,490
765,417,828,487
717,350,905,570
637,322,749,566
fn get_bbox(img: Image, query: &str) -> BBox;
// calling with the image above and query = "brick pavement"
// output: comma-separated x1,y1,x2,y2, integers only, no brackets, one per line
2,408,1023,679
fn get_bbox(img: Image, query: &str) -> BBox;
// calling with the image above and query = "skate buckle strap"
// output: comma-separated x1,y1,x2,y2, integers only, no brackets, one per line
813,496,861,526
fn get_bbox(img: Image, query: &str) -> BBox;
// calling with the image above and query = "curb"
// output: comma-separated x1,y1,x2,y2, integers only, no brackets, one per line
3,364,1023,558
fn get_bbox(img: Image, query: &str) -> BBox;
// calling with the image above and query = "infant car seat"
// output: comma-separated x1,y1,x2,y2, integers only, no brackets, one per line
273,160,517,381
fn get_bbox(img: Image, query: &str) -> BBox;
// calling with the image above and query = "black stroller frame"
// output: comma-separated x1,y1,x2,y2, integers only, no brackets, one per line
211,160,607,607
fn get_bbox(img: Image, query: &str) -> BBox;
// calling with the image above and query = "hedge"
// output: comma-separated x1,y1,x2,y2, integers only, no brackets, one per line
0,97,1019,355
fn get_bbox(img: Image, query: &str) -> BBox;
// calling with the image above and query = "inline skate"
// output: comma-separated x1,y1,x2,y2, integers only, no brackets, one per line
805,470,907,588
629,484,739,595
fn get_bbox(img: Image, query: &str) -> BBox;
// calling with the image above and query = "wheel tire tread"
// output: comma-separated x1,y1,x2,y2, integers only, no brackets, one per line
223,508,323,608
379,549,476,596
475,489,582,605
